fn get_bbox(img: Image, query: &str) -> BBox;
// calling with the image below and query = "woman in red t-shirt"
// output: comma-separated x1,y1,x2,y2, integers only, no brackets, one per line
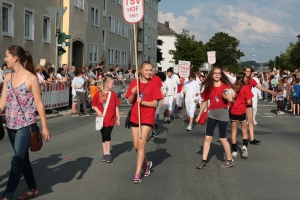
224,72,253,159
195,67,234,169
92,77,120,163
125,61,163,183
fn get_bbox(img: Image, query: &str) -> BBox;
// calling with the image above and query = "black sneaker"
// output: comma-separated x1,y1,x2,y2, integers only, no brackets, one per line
249,139,261,144
152,132,157,138
101,155,107,162
106,154,112,163
147,134,153,141
197,161,207,169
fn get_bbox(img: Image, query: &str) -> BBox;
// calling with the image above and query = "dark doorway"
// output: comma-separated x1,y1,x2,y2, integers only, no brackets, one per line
72,41,84,67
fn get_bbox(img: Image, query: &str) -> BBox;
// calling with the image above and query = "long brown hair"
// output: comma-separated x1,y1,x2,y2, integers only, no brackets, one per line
201,67,234,91
7,45,36,75
235,72,246,93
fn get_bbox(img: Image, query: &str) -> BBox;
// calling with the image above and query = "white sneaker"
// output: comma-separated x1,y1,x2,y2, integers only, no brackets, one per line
253,120,257,125
277,111,280,115
164,117,168,122
281,111,284,115
232,151,238,157
186,124,192,131
241,145,248,159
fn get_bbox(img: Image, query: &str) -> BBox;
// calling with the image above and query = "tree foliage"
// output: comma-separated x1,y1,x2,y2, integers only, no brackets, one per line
289,42,300,69
204,32,245,69
169,30,206,71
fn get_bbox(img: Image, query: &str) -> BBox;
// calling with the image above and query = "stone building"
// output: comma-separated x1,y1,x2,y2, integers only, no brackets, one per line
0,0,160,71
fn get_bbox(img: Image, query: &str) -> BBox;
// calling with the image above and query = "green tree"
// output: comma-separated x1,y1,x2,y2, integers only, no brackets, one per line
169,30,206,71
204,32,245,69
289,42,300,69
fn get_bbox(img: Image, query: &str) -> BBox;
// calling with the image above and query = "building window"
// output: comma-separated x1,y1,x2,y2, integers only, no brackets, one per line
116,49,121,64
24,9,34,41
2,2,14,37
123,51,127,65
123,23,128,38
90,43,99,63
43,16,50,43
74,0,84,10
108,48,114,64
117,0,121,6
109,15,115,33
102,29,106,51
91,5,99,27
144,13,148,24
103,0,107,17
144,34,147,45
129,40,132,55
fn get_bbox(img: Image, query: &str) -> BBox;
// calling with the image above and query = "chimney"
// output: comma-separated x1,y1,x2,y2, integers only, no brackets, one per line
297,34,300,42
165,21,169,28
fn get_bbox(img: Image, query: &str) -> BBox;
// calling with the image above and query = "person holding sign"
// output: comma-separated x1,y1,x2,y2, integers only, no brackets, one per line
125,61,163,183
195,67,235,169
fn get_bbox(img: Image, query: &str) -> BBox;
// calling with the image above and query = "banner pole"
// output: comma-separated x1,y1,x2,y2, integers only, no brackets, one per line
133,23,142,139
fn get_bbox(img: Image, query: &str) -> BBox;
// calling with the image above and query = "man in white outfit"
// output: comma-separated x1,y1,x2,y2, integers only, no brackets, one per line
164,68,177,123
251,72,261,125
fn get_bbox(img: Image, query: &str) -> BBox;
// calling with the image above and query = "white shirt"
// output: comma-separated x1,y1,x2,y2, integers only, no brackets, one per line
164,76,177,97
226,73,236,84
184,80,199,100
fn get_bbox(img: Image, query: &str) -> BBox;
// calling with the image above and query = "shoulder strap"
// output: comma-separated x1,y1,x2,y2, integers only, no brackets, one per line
10,73,32,131
103,91,111,117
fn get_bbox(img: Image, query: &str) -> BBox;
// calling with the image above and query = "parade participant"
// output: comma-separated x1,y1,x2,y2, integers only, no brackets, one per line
125,61,163,183
0,45,50,200
164,68,177,123
292,78,300,115
195,67,234,169
225,72,253,159
184,73,199,131
73,69,90,117
275,89,284,115
92,77,120,163
148,72,166,140
243,66,275,144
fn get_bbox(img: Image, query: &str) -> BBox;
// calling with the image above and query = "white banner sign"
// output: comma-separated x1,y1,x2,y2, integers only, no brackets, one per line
207,51,216,65
122,0,144,24
178,60,190,78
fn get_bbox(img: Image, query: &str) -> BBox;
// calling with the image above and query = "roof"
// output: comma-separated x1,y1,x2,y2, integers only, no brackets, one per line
157,22,177,36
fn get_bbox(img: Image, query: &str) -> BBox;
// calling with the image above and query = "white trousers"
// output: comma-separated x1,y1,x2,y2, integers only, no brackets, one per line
176,93,182,107
252,91,258,121
164,96,175,111
185,98,196,118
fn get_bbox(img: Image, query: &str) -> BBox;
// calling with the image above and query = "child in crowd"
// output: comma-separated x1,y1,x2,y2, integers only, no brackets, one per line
225,72,253,159
120,85,127,100
292,78,300,115
183,73,199,131
276,89,284,115
92,77,120,163
89,80,98,101
73,69,90,116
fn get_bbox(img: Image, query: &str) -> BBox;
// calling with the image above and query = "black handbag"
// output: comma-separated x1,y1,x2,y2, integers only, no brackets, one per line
125,108,132,129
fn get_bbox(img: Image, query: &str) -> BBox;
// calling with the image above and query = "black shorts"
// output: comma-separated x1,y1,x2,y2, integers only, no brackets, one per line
292,97,299,104
229,113,246,122
130,122,153,128
246,105,252,108
205,117,229,138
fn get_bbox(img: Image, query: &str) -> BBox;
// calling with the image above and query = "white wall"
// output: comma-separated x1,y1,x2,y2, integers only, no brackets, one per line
157,35,176,72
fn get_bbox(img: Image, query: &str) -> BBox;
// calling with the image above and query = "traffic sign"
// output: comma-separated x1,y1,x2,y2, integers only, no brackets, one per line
207,51,216,65
122,0,144,24
178,60,190,78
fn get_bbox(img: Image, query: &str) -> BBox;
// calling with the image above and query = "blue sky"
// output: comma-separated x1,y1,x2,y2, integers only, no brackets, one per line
158,0,300,64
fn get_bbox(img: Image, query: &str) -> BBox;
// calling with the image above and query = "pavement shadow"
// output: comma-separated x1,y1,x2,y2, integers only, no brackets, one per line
196,143,225,162
147,148,172,170
0,154,93,198
110,141,133,159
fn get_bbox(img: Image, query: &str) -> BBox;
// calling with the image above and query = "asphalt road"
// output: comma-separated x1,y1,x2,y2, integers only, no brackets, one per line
0,101,300,200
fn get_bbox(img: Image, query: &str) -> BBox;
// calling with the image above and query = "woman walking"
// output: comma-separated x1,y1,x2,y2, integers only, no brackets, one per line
225,72,253,159
0,45,50,200
195,67,234,169
125,61,162,183
92,77,120,163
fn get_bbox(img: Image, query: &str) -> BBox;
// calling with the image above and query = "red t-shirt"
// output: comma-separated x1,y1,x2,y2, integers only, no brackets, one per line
125,80,163,125
92,91,120,127
201,83,230,109
244,78,257,105
230,85,253,115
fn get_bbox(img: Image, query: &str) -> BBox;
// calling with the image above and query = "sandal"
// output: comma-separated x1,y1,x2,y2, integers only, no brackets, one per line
18,189,38,200
1,198,8,200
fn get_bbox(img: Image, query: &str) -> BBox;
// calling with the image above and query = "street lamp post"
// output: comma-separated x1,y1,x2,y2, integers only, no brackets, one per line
276,35,296,42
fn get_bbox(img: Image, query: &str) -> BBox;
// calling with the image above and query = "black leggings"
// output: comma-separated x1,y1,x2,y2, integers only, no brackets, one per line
100,126,114,142
205,117,229,138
